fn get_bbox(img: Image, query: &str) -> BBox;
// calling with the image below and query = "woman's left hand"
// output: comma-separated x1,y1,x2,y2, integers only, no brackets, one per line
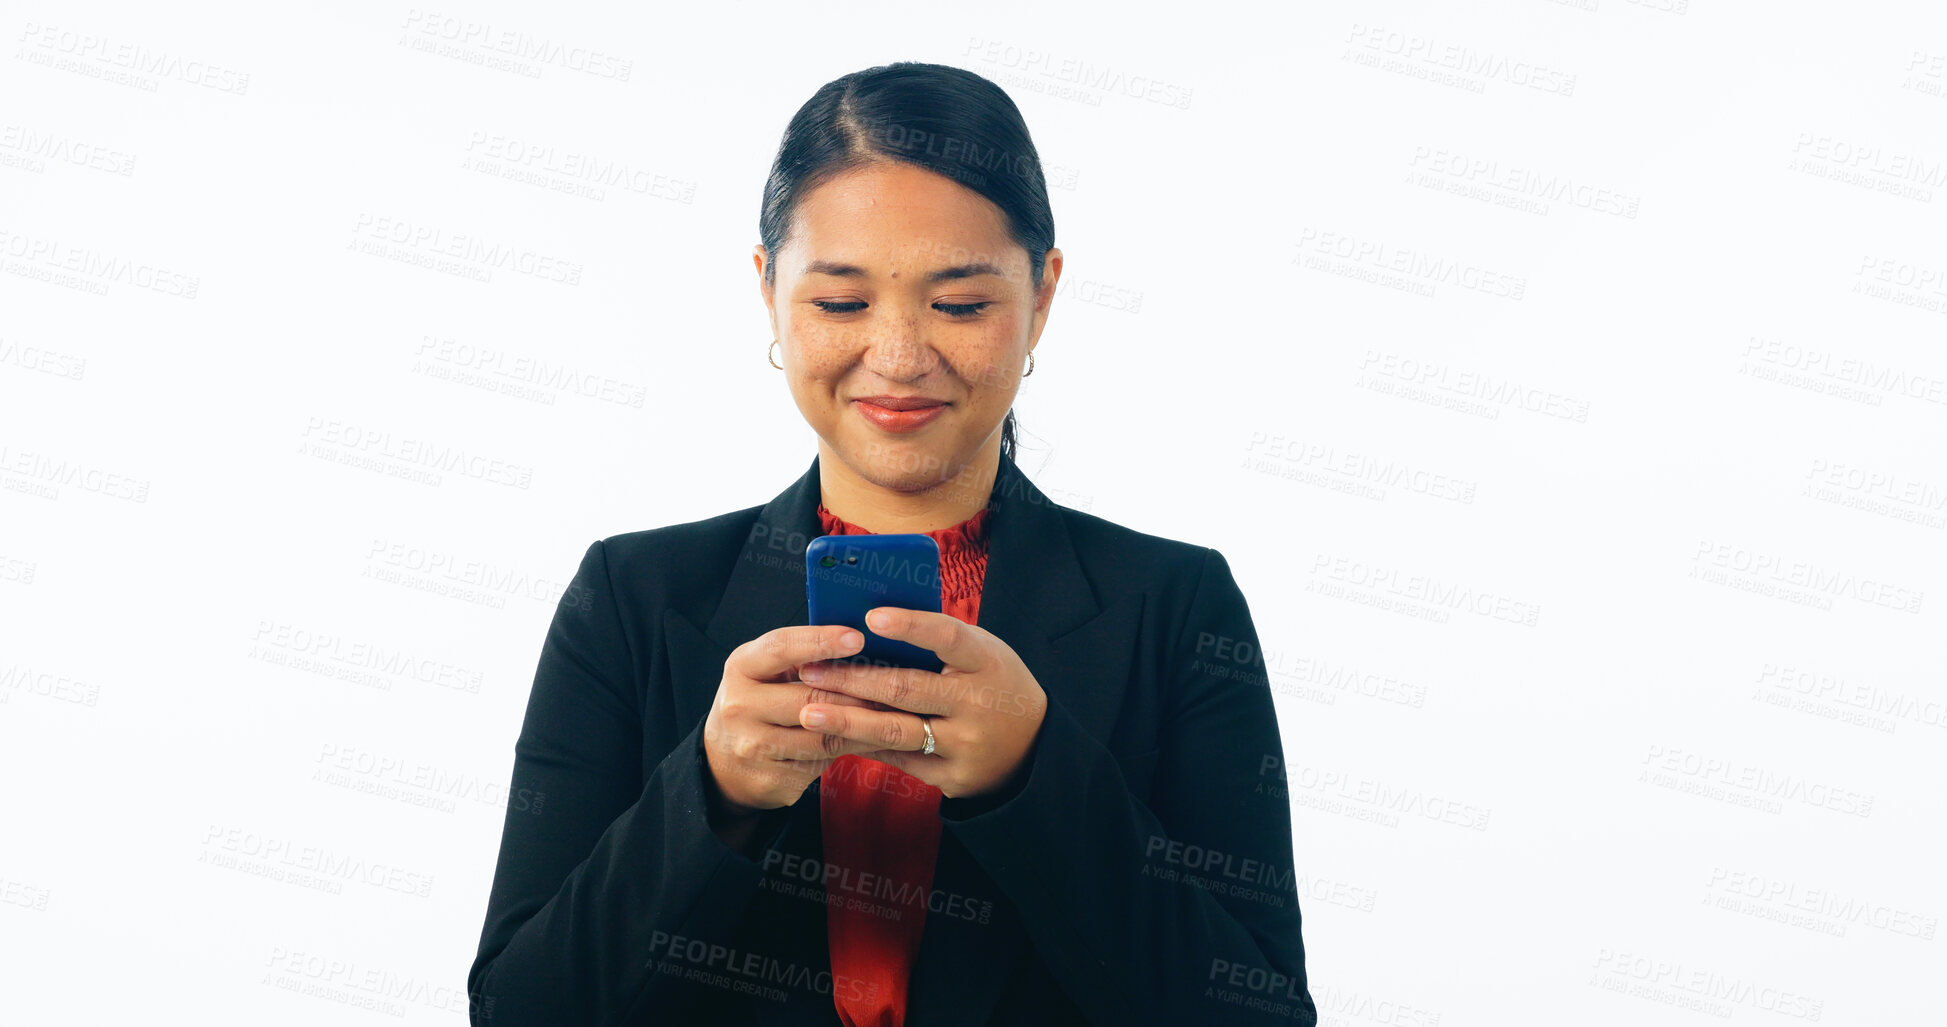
797,606,1047,800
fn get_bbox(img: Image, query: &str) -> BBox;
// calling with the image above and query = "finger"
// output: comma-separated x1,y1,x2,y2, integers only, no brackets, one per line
740,682,888,731
734,720,890,763
798,703,932,753
799,686,899,715
734,625,864,682
810,692,902,714
793,663,900,709
801,660,952,717
864,607,982,672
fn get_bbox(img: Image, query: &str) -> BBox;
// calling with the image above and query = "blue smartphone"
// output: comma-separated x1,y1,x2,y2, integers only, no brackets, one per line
805,533,944,672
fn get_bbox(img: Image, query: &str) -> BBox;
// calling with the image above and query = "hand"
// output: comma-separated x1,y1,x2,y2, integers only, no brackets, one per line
796,607,1048,800
702,624,906,815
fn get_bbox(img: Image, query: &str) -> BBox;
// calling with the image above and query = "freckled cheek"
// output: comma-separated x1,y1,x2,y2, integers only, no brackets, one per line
960,320,1026,393
783,320,854,385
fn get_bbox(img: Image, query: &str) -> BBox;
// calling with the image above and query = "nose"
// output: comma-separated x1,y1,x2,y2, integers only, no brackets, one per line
856,310,942,381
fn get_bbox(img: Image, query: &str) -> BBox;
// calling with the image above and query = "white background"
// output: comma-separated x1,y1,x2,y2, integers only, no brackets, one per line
2,1,1942,1024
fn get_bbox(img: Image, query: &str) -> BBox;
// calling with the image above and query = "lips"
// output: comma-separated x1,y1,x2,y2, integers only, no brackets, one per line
852,397,948,433
852,395,947,411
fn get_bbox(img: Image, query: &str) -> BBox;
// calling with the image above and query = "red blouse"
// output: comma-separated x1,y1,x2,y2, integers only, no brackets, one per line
814,501,992,1027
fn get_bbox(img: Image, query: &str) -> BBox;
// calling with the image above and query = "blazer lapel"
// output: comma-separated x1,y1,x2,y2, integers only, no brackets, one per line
662,450,1145,1026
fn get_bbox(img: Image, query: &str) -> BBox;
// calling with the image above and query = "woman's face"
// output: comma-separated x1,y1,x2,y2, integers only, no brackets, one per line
756,161,1060,493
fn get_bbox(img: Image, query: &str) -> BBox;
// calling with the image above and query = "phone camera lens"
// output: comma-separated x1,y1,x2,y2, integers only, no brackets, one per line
818,556,837,568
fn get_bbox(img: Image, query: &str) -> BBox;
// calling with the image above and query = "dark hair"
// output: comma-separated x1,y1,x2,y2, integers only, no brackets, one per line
758,61,1055,465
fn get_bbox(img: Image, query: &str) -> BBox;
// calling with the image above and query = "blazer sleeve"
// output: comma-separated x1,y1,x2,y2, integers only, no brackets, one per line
938,546,1317,1026
467,539,792,1026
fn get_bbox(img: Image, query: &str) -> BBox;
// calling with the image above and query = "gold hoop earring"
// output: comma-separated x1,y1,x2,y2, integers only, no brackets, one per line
768,339,783,370
1022,349,1035,379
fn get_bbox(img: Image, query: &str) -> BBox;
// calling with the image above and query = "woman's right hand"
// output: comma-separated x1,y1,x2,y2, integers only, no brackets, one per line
702,624,891,816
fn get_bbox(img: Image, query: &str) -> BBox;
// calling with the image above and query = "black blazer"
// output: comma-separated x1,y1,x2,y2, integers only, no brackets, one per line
467,451,1317,1026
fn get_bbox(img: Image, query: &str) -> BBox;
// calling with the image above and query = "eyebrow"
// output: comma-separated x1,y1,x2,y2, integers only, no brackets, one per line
803,260,1008,283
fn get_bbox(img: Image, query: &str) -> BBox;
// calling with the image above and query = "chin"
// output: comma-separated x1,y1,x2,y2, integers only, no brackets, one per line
846,440,963,488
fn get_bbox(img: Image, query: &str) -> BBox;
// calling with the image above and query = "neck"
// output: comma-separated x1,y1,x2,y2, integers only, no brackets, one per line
817,435,1002,534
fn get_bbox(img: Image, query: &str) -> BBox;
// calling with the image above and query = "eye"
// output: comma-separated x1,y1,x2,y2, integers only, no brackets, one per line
809,300,991,317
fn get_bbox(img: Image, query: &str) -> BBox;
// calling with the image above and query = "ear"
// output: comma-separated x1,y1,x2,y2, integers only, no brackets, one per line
754,244,779,336
1027,247,1062,345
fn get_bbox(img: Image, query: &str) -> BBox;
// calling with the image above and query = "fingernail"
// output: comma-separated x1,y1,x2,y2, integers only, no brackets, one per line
840,631,863,650
803,708,828,728
801,663,824,682
866,609,887,630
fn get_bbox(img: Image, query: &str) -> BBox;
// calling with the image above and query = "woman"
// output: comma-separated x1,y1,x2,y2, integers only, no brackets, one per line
467,62,1317,1027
